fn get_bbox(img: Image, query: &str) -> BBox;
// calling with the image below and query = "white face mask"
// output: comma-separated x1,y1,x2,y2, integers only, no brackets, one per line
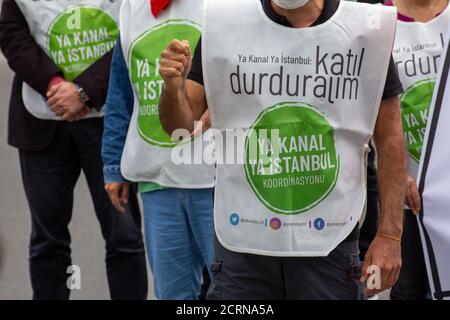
272,0,310,10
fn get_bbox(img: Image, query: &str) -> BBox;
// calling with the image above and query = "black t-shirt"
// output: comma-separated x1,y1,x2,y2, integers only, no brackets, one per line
188,0,403,243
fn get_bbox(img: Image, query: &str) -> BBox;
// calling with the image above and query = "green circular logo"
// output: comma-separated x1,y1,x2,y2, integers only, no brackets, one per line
48,6,119,81
129,20,201,147
401,79,435,163
244,102,340,215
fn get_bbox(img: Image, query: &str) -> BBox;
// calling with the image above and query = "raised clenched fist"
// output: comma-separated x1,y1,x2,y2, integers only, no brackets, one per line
160,39,192,91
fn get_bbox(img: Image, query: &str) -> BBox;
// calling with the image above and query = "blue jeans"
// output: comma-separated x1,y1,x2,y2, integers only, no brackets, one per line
141,188,214,300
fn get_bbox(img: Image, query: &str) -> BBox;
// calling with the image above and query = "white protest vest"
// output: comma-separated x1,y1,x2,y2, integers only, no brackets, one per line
204,0,396,256
392,4,450,179
15,0,121,120
119,0,215,187
416,23,450,299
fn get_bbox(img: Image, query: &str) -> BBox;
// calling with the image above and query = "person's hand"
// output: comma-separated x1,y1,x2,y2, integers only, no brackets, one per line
405,174,421,214
192,109,211,137
46,81,86,121
160,39,192,91
59,103,92,122
360,234,402,296
105,182,130,213
64,105,93,122
71,105,93,121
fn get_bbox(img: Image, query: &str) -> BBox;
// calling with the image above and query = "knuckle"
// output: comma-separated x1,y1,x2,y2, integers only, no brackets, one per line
175,62,184,70
380,266,389,272
169,40,179,49
161,50,169,58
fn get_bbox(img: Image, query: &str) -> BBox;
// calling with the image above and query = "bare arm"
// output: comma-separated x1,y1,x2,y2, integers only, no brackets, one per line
374,96,406,240
361,96,407,295
159,40,208,135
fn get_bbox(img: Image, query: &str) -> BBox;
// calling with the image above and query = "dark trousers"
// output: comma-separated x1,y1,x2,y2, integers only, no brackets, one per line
198,267,211,300
207,238,364,300
390,210,429,300
19,119,148,300
359,189,379,260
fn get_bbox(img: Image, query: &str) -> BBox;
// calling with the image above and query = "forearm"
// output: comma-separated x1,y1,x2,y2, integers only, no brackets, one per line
376,127,407,238
160,83,195,135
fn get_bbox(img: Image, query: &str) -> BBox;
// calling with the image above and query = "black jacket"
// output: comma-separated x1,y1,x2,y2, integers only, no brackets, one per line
0,0,113,151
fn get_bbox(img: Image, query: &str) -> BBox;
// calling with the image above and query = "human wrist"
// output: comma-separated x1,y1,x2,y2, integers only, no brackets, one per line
376,232,402,242
164,74,187,93
103,165,127,183
47,74,65,91
377,221,403,240
76,85,90,104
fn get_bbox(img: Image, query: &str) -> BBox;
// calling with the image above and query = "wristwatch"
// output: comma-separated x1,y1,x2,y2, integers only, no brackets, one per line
77,87,90,103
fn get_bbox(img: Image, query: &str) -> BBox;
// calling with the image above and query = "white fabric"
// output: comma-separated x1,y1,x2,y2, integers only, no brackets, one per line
15,0,121,120
204,0,396,256
416,22,450,301
119,0,215,187
272,0,310,10
393,4,450,178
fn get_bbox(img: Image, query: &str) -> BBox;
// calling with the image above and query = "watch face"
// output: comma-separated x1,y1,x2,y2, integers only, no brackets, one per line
78,88,89,103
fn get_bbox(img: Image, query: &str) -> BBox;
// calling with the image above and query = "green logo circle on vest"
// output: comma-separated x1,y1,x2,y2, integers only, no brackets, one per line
244,102,340,215
48,6,119,81
129,20,201,148
401,79,434,163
